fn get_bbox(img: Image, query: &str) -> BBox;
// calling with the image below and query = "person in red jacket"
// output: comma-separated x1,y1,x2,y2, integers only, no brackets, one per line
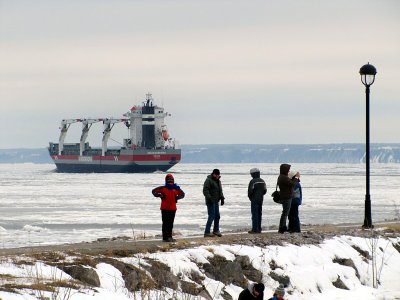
152,174,185,242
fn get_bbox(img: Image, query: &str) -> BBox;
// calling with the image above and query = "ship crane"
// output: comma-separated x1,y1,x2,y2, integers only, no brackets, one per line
102,118,129,156
80,119,103,156
58,119,81,155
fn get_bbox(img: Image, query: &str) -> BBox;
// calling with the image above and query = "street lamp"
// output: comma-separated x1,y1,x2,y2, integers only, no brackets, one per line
359,62,377,229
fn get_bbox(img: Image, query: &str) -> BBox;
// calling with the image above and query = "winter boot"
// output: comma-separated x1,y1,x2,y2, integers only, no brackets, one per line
278,226,287,234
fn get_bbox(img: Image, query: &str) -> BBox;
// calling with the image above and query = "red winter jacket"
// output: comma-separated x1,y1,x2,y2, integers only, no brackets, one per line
152,184,185,210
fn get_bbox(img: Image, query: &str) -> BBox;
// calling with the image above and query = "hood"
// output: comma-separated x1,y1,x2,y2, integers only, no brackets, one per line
247,282,264,297
280,163,291,175
165,173,174,183
207,174,220,181
247,282,255,296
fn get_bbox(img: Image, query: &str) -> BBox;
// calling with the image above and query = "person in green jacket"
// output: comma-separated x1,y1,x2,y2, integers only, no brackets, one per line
203,169,225,237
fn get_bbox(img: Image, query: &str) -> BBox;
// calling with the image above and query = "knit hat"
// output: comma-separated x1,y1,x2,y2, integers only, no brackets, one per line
288,171,296,179
254,283,265,293
275,283,285,296
250,167,260,174
212,169,220,175
165,174,174,183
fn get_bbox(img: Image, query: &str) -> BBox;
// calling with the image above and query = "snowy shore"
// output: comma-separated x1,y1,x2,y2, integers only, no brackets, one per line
1,223,399,300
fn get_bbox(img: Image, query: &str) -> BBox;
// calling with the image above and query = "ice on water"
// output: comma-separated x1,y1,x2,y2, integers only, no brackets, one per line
0,163,399,248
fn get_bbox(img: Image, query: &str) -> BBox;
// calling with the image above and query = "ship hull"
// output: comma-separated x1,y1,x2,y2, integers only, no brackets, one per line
49,149,181,173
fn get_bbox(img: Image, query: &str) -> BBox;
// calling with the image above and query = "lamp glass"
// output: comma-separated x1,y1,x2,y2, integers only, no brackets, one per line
361,74,375,86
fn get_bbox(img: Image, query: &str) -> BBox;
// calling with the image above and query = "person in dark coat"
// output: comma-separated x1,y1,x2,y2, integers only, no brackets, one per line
277,164,298,233
248,168,267,234
238,282,264,300
203,169,225,237
152,174,185,242
288,171,302,233
268,283,286,300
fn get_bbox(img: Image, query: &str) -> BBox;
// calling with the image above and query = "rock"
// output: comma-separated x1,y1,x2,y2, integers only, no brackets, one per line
180,280,204,295
332,275,349,290
203,255,246,287
97,257,155,291
60,265,100,287
392,242,400,254
124,269,154,291
235,255,263,283
269,271,290,287
148,260,179,290
351,245,370,261
332,257,360,279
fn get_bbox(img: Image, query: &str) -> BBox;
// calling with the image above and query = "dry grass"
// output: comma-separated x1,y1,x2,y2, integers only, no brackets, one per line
29,251,66,263
71,255,98,268
377,223,400,231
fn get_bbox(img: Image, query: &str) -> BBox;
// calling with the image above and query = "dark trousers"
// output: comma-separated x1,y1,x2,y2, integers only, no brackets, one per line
279,198,292,232
205,201,220,234
288,203,301,232
251,201,263,232
161,210,176,240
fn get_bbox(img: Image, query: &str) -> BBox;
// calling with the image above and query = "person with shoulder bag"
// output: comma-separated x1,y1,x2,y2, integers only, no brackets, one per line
277,164,298,234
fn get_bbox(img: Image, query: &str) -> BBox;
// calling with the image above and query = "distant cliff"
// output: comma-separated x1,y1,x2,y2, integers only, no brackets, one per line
0,144,399,164
180,144,400,163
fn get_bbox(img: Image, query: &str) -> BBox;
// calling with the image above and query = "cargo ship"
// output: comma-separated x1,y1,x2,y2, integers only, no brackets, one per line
48,94,181,173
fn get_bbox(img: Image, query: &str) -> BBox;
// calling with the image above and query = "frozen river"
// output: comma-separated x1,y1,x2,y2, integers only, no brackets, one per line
0,163,399,248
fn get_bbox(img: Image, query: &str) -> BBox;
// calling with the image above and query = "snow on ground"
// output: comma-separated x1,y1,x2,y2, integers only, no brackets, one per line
0,235,399,299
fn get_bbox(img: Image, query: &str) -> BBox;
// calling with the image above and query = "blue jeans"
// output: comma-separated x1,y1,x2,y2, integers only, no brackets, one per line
205,201,220,234
251,201,263,232
288,202,301,232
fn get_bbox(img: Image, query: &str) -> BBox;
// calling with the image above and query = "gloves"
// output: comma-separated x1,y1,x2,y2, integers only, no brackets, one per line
155,192,165,200
221,198,225,206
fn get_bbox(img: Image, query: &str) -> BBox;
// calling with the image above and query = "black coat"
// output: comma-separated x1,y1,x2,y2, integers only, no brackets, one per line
248,172,267,203
277,164,295,200
238,288,263,300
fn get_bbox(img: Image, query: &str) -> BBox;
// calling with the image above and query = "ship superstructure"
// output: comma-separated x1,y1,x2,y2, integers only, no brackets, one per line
48,94,181,173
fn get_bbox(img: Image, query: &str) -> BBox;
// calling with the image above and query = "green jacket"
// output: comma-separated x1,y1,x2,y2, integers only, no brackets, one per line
203,175,225,205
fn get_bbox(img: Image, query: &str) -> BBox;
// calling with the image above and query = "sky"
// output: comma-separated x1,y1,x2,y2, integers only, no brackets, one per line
1,0,399,149
1,235,400,299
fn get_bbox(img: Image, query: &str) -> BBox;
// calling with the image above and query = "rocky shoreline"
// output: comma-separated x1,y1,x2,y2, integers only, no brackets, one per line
1,222,399,257
0,222,399,299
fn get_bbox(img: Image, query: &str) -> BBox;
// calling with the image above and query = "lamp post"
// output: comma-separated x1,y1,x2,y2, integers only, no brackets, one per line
359,62,377,229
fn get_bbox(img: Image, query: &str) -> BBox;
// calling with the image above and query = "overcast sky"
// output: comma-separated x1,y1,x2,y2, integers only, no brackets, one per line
1,0,399,149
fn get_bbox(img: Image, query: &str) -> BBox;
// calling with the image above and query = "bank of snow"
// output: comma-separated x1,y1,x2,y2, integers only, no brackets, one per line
0,235,399,300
